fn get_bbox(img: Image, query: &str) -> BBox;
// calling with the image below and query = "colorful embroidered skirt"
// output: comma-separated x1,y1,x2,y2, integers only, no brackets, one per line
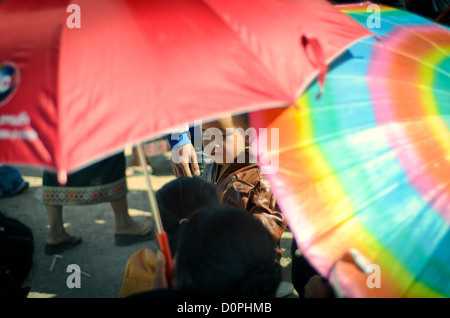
42,152,127,205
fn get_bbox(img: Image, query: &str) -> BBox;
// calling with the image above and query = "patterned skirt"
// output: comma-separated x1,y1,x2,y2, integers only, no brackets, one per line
41,152,127,206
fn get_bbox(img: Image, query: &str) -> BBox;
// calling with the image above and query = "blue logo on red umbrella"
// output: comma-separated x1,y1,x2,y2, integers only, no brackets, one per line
0,62,20,106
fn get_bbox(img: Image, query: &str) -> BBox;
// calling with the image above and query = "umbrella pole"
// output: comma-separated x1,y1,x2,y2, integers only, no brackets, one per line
136,144,174,282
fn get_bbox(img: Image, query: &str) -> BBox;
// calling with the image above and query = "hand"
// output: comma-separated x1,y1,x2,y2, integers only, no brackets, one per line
304,275,333,298
171,143,200,177
151,251,169,290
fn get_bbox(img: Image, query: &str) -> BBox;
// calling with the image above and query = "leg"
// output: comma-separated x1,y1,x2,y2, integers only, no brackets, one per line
111,195,153,235
45,205,81,254
128,145,152,167
111,195,154,246
126,146,153,176
46,205,70,244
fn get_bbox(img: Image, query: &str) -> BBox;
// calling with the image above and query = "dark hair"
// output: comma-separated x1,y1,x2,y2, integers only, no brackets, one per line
156,177,220,251
175,206,281,298
0,211,34,298
231,113,250,130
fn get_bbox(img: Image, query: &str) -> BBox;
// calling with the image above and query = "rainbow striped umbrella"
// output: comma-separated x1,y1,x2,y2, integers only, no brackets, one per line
250,3,450,297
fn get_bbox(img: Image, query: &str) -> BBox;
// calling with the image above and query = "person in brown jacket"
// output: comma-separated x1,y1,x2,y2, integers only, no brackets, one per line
201,113,287,261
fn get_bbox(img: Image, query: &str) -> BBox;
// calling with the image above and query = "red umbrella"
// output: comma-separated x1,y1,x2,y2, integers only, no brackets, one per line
0,0,370,282
0,0,370,176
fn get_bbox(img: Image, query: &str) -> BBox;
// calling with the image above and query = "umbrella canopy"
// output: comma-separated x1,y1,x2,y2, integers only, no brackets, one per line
250,2,450,297
0,0,370,177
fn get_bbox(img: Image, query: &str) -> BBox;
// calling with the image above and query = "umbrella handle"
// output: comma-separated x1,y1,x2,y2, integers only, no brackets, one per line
136,144,174,282
157,232,174,282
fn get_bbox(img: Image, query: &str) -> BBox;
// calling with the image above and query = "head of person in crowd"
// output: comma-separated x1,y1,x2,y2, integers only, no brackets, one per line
174,205,281,297
0,211,34,298
201,113,253,166
156,176,220,251
407,0,449,20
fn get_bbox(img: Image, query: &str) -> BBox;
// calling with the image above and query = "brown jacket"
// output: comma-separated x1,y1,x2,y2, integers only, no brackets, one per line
203,158,287,259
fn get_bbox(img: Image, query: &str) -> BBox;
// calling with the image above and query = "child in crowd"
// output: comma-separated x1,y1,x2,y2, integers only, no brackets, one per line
157,176,221,252
200,113,287,261
129,206,282,298
120,177,220,298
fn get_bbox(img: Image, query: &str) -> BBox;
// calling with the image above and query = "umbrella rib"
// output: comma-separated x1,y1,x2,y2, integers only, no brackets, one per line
199,1,293,100
349,11,450,58
291,150,450,269
351,33,450,80
271,112,450,157
298,98,450,112
272,124,374,156
384,21,450,55
309,99,450,113
369,41,450,79
399,177,450,297
325,75,450,94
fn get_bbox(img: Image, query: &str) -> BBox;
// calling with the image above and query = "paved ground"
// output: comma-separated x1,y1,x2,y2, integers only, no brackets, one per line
0,150,297,298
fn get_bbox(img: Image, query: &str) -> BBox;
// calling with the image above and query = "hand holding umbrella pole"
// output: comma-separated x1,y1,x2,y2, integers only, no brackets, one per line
136,144,174,283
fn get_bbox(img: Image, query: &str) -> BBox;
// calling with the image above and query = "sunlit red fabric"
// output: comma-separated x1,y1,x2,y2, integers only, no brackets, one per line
0,0,370,174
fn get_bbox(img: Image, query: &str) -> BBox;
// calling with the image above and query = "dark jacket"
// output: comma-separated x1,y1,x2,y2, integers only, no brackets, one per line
202,155,287,260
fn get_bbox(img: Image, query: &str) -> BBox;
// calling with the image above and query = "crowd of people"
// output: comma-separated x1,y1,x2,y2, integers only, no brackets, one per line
0,112,318,299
